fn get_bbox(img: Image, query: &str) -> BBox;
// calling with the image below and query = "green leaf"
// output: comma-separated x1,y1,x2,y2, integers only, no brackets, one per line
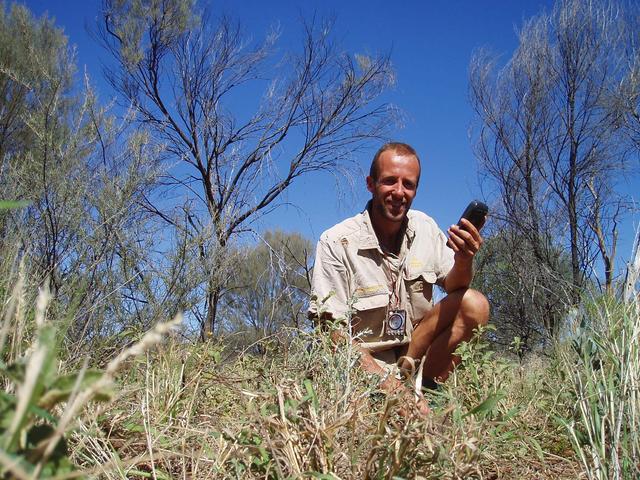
37,324,59,389
2,360,27,384
2,324,58,451
38,370,111,409
49,369,103,391
303,379,319,412
464,392,505,418
527,436,545,462
0,200,30,210
211,349,221,364
127,469,154,478
503,406,520,421
123,420,145,433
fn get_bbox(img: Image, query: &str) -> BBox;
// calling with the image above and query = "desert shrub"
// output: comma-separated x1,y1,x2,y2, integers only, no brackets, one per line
557,296,640,480
0,264,180,479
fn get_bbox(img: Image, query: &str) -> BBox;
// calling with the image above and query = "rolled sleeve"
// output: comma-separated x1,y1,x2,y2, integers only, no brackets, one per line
434,230,455,284
308,237,351,322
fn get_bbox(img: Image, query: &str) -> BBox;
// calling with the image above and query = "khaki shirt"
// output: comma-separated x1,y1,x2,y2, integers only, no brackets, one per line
309,206,454,352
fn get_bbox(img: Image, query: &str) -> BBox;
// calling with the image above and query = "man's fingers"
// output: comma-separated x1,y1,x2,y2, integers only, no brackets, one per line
416,397,431,416
448,224,481,256
458,219,485,251
458,218,482,242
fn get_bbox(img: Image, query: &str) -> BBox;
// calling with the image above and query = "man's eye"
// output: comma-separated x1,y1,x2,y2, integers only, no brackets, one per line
403,181,416,190
381,178,396,185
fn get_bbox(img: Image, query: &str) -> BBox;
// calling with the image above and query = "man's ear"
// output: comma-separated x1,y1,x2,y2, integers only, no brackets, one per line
366,176,375,194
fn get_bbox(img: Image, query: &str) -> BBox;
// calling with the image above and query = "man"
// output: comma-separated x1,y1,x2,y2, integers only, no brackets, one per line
309,142,490,414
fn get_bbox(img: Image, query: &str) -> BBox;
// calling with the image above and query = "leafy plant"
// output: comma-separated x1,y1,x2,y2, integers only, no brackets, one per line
557,296,640,480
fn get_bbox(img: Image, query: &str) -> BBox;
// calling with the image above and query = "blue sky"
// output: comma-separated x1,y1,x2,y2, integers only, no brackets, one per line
22,0,640,278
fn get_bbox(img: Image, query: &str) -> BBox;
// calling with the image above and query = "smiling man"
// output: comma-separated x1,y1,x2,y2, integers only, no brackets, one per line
309,142,490,415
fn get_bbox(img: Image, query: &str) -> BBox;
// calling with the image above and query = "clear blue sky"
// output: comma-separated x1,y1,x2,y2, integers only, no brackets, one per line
22,0,640,278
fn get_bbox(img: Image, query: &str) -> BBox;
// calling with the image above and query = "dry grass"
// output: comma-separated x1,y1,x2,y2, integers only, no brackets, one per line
68,326,584,479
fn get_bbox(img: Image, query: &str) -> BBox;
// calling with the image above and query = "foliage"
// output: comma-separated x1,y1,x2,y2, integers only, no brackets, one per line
0,248,180,479
472,229,574,351
0,281,103,478
62,323,587,479
0,1,638,477
470,0,636,322
0,2,166,354
0,201,610,479
0,2,71,165
557,296,640,480
221,230,313,351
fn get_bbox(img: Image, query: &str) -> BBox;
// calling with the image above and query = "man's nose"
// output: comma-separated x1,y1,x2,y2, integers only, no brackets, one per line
392,181,404,196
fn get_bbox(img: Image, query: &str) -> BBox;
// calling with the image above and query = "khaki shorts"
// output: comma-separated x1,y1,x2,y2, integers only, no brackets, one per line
371,346,407,376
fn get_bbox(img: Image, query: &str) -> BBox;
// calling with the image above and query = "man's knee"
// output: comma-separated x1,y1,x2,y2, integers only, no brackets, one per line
459,288,490,328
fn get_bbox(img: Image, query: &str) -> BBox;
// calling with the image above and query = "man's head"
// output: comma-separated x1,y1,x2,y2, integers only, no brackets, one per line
366,142,421,225
369,142,421,183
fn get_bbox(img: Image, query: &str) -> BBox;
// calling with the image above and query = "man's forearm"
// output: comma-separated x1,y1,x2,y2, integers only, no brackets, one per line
356,346,406,394
443,258,473,293
328,325,429,415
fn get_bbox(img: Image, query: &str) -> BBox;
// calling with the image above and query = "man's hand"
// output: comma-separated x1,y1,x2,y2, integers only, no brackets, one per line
379,368,430,417
400,392,431,417
443,218,484,293
331,334,430,417
447,218,483,261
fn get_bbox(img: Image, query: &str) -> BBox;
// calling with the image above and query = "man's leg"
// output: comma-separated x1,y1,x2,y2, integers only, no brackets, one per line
401,288,490,383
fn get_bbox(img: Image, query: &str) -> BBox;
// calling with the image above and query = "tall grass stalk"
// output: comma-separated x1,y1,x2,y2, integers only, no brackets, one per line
560,297,640,480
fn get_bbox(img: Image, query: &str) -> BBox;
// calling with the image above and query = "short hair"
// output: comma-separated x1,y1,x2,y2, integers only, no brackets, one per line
369,142,421,182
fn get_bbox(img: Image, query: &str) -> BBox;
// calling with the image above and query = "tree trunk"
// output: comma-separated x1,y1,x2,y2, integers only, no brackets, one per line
204,283,222,339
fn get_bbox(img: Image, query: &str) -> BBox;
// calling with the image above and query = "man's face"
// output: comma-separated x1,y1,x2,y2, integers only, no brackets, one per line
366,150,420,223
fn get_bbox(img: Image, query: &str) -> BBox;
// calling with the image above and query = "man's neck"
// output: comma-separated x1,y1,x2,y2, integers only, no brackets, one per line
369,210,405,255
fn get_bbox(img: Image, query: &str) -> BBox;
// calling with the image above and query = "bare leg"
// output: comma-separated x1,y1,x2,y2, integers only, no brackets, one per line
400,288,490,382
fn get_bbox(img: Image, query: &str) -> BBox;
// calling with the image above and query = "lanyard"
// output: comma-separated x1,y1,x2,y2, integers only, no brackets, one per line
382,250,408,310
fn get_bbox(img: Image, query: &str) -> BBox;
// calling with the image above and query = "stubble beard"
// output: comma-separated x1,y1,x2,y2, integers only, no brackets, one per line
374,198,410,223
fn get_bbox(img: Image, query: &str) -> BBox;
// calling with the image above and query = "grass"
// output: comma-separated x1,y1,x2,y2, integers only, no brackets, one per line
1,268,638,478
67,327,583,479
558,298,640,480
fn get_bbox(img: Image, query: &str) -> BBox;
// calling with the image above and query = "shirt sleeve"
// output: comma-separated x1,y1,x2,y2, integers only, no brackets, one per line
434,228,455,286
308,236,351,322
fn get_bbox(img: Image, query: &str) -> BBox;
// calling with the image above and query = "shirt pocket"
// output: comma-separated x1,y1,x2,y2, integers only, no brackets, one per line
404,270,437,326
351,292,388,342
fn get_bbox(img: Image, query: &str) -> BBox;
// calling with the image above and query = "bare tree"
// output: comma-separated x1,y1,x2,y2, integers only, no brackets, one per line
472,228,573,348
98,0,395,338
470,0,632,341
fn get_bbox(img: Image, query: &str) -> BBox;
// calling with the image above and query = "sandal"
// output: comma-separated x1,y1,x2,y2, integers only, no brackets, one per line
398,355,427,397
397,355,418,380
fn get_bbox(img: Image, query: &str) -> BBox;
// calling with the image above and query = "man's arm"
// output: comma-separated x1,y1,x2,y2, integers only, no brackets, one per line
443,218,483,293
327,325,401,388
